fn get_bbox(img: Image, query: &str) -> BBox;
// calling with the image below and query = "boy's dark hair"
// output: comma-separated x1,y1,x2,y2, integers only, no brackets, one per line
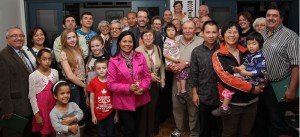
246,32,264,49
63,15,77,25
36,49,52,66
265,2,285,18
221,21,240,38
52,81,70,95
94,58,108,67
202,20,219,32
81,12,93,19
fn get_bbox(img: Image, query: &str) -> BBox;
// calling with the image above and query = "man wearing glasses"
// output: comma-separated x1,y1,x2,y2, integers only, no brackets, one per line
129,9,163,49
0,26,34,137
104,20,122,57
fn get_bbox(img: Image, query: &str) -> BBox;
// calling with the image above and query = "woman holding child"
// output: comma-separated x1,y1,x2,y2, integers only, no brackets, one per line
212,21,264,137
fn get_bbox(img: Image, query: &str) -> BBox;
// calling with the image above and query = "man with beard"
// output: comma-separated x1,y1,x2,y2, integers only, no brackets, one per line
129,9,163,49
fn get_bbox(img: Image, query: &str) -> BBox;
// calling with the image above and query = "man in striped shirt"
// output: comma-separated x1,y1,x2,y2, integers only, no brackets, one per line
256,2,299,137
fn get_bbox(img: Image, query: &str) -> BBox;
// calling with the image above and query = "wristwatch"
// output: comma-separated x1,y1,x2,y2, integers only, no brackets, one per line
185,61,189,67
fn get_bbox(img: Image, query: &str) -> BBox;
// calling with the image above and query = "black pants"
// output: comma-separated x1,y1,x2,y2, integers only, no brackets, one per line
199,102,222,137
118,106,144,137
158,70,173,122
254,83,288,137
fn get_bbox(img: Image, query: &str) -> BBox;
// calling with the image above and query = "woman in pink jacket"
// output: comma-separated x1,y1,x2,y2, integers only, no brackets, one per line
107,31,151,137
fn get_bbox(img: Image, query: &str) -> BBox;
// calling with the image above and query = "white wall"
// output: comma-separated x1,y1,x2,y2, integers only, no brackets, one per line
0,0,26,49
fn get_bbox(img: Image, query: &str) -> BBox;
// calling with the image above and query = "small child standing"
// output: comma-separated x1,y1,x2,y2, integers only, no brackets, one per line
87,59,118,137
28,49,59,137
212,32,267,116
50,81,83,137
163,23,190,103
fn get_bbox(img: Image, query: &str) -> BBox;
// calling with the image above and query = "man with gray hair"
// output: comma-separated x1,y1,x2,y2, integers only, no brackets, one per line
104,20,122,57
0,26,34,137
169,20,203,137
198,5,209,18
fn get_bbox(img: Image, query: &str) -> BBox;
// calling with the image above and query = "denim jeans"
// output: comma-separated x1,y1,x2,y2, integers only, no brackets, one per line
97,111,116,137
69,83,86,126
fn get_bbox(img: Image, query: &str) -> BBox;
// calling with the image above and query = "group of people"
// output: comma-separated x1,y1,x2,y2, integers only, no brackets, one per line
0,2,298,137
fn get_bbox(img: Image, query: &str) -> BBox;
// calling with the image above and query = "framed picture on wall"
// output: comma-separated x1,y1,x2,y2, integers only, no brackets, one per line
105,10,123,22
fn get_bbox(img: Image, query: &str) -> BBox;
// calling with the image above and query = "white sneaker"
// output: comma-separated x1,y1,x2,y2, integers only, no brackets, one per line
170,131,181,137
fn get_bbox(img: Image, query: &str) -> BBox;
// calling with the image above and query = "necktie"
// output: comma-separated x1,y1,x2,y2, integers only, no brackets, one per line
19,50,33,73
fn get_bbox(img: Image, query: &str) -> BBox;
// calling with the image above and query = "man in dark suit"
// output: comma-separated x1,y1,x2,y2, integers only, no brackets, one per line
129,9,163,49
0,26,33,137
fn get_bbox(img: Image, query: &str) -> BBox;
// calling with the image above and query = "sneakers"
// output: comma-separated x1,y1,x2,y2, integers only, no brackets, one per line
176,91,191,104
170,131,181,137
212,106,231,116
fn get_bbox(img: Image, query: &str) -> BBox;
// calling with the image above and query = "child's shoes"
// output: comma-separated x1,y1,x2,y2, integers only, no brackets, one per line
212,106,231,116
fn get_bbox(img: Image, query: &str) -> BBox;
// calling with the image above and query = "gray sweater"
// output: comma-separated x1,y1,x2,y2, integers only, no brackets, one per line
50,102,83,137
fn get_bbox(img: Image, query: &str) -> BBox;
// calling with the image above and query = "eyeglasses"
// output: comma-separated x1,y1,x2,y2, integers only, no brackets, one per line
111,28,121,31
255,24,266,27
9,34,25,39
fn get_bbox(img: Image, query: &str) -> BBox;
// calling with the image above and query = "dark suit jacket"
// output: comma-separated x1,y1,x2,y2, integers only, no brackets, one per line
128,27,164,50
104,38,118,57
0,45,32,117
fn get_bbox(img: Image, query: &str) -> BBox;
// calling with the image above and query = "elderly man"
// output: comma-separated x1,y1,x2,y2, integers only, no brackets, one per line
198,5,209,18
0,26,34,137
169,20,204,137
255,3,299,137
129,9,163,49
104,20,122,57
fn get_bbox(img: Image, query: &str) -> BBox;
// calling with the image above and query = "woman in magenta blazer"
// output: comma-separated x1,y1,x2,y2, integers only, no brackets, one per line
107,31,151,137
